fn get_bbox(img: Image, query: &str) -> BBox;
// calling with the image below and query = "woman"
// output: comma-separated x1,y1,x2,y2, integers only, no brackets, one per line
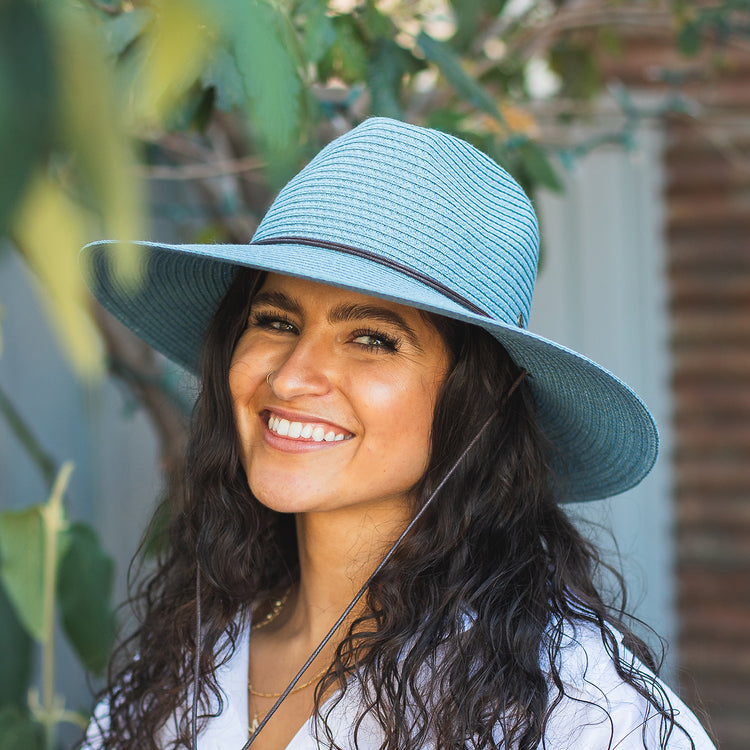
82,118,714,750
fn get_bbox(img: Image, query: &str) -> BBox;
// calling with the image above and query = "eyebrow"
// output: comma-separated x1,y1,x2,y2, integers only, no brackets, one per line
251,290,303,317
251,291,423,351
329,302,422,351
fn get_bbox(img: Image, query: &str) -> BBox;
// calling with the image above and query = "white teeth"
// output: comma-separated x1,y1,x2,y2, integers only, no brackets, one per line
268,414,349,443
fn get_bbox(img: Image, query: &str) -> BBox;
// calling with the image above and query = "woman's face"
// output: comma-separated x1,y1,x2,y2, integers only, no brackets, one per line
229,273,450,518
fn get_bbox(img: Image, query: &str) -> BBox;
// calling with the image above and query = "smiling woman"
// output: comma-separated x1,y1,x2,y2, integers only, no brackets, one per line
80,118,715,750
231,275,449,519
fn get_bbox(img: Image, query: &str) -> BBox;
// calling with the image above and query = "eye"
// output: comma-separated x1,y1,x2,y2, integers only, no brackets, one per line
351,329,400,353
250,311,298,334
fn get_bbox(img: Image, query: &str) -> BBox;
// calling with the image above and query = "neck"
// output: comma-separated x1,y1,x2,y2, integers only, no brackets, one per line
284,500,411,642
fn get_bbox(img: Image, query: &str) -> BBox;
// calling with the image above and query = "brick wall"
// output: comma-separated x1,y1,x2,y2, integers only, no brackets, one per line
668,118,750,748
602,31,750,750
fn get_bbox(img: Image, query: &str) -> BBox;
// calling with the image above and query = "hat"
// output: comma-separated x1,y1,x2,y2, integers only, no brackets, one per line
81,117,658,502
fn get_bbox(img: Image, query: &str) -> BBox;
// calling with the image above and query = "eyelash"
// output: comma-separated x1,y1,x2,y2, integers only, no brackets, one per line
351,328,401,353
250,312,401,353
251,311,297,333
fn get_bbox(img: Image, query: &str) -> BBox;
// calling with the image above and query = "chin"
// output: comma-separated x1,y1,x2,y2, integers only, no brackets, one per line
248,479,332,515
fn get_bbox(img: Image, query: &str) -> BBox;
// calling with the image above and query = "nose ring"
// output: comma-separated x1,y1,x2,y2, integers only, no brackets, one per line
266,370,274,386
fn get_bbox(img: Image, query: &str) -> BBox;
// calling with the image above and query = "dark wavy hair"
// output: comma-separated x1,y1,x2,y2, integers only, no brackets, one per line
90,267,692,750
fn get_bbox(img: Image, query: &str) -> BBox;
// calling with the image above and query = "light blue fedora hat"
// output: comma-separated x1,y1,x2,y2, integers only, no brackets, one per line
82,117,658,502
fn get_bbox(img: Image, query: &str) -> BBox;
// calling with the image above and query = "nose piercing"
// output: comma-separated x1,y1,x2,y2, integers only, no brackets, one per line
266,371,274,386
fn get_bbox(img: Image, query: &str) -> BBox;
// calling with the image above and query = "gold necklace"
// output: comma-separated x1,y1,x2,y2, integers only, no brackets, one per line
247,665,329,735
248,587,329,734
249,664,329,698
251,589,290,631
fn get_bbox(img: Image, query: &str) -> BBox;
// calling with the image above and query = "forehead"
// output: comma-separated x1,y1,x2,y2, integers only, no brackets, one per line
255,273,425,321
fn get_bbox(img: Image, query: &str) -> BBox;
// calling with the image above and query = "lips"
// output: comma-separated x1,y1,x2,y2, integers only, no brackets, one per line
263,410,353,443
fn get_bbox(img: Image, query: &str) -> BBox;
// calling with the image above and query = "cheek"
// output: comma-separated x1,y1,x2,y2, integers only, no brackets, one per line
227,354,269,451
359,374,439,470
228,345,271,402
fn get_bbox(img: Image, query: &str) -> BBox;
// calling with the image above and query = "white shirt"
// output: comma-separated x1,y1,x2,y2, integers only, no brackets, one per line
84,616,716,750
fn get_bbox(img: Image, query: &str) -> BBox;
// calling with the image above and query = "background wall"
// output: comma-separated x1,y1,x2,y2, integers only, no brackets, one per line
533,126,675,667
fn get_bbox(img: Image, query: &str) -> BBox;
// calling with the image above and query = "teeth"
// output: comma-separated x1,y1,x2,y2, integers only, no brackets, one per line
267,414,348,443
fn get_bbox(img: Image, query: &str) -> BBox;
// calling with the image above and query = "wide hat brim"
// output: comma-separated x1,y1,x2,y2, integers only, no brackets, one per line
82,238,658,503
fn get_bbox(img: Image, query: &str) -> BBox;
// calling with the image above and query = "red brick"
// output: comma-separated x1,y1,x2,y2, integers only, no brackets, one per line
599,21,750,750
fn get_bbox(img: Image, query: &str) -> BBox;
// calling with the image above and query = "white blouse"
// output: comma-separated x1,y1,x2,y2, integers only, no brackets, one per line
84,616,716,750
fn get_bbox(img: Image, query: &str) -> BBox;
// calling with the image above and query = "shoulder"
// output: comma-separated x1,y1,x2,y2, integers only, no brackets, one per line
80,612,253,750
540,618,716,750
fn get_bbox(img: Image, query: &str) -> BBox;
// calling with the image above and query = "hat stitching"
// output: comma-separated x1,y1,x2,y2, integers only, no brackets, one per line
256,202,534,320
251,236,489,317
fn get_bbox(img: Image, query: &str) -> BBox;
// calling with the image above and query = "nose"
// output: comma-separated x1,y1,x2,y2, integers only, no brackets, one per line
267,332,334,400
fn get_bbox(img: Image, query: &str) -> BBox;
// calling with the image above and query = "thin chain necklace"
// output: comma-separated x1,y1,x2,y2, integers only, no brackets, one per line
247,588,330,735
249,664,329,699
251,589,290,631
247,665,329,734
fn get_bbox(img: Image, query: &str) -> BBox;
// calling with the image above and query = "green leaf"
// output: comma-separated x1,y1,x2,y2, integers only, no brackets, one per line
416,31,502,121
0,707,44,750
597,26,623,57
516,140,563,193
161,81,214,132
449,0,482,52
202,46,246,112
361,0,392,41
301,2,337,64
57,523,116,675
319,15,368,84
548,40,602,100
449,0,507,53
367,39,425,119
425,108,466,133
0,585,33,708
0,0,56,236
215,0,302,169
103,7,154,57
0,506,47,641
678,21,702,56
191,85,217,132
0,465,72,642
367,39,410,119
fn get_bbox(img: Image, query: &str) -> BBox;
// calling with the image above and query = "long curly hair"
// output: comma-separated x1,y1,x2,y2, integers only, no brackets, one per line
90,267,691,750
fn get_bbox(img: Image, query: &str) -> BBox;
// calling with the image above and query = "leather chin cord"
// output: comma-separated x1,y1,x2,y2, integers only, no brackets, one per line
192,370,528,750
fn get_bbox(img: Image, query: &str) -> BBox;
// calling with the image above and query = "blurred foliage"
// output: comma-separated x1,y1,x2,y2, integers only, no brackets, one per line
673,0,750,56
0,464,115,748
1,0,749,746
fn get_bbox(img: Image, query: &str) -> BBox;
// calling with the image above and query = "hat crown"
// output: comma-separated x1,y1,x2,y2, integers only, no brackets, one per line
252,118,539,327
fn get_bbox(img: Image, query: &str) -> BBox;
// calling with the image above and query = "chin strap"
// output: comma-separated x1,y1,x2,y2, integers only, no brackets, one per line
192,370,528,749
192,564,202,750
